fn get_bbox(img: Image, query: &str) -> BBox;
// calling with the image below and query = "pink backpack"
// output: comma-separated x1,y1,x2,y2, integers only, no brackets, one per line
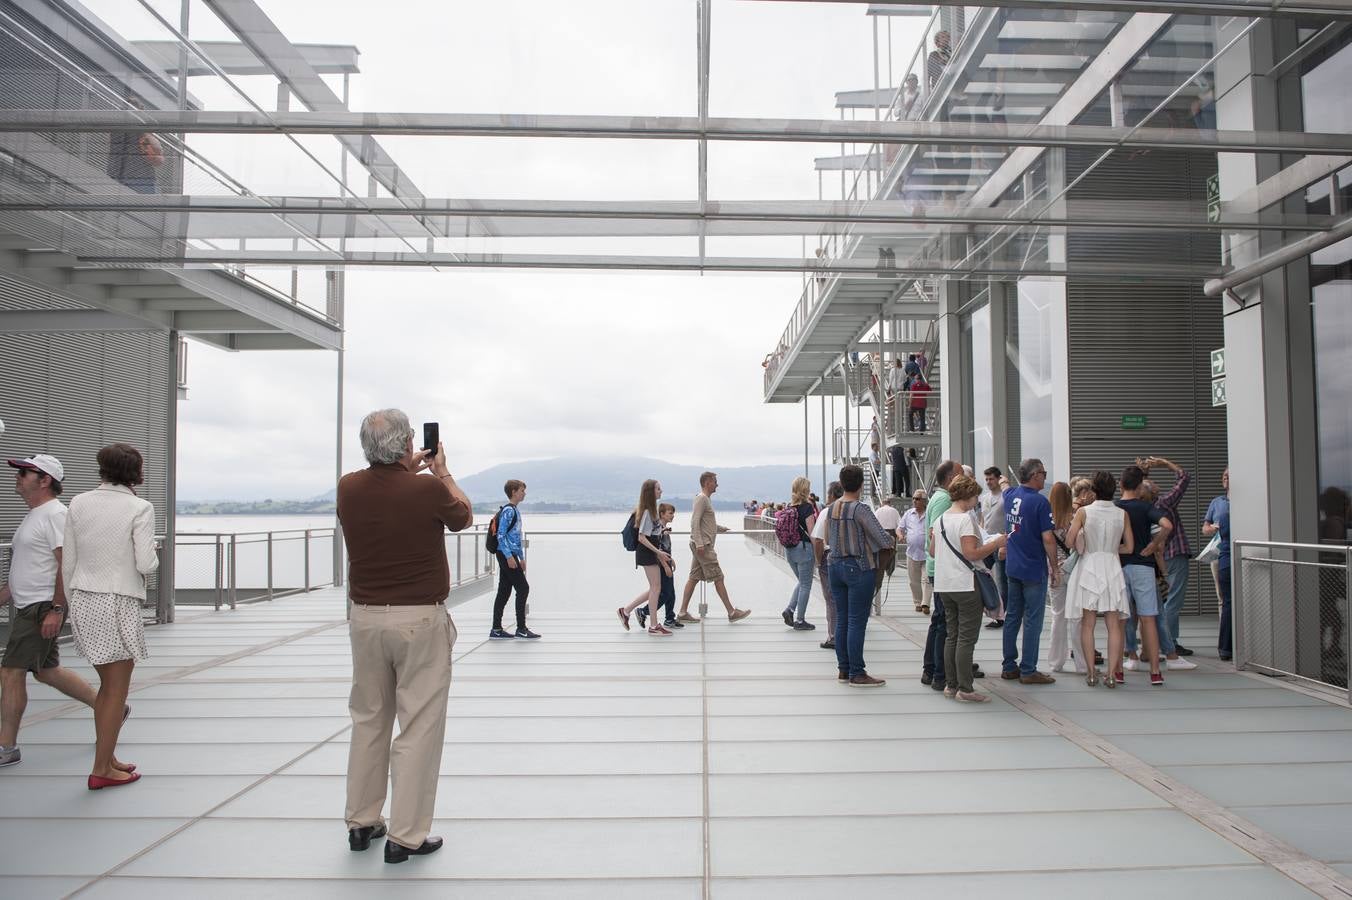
774,506,802,548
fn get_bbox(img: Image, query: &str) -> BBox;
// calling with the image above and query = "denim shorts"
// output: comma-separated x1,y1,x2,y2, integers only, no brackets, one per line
1121,563,1160,616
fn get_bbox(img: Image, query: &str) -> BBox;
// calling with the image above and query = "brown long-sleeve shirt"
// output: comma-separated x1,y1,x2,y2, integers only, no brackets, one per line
337,462,473,606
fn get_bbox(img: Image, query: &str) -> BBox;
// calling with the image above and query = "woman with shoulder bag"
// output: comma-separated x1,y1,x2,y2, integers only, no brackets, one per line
931,475,1006,702
1046,481,1078,674
61,443,159,789
826,466,896,687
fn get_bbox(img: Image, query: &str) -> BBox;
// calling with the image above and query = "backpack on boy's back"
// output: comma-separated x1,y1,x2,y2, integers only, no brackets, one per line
774,505,802,548
485,505,509,554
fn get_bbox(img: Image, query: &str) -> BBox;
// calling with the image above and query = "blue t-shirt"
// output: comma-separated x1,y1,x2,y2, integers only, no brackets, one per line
1003,485,1054,582
1205,495,1231,567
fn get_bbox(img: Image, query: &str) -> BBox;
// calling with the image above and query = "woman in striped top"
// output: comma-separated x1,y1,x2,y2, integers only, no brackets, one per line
826,465,897,687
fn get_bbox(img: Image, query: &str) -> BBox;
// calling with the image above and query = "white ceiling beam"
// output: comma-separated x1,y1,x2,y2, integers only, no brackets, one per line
5,109,1351,155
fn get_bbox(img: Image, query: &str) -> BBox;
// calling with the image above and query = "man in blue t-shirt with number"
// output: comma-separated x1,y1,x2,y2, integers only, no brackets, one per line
1001,458,1060,684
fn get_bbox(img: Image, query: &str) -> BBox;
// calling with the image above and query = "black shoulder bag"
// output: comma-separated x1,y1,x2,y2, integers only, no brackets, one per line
938,518,1001,611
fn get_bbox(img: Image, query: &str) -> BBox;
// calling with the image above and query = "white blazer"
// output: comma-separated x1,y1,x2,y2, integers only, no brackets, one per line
62,483,159,600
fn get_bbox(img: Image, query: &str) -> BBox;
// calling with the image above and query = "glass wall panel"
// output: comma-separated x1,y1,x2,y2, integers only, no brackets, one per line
966,301,993,471
1007,278,1063,479
1311,243,1351,547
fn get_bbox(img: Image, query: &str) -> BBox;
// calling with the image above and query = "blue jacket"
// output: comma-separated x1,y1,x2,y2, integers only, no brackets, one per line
497,505,524,559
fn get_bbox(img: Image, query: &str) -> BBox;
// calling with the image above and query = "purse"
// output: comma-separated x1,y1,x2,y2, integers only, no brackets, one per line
939,518,1001,611
1054,532,1079,577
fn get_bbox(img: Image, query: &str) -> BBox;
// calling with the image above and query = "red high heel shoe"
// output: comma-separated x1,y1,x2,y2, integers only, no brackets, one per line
88,772,141,790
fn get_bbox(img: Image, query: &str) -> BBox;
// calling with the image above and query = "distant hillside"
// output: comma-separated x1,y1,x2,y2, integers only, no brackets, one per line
178,455,806,515
457,456,803,510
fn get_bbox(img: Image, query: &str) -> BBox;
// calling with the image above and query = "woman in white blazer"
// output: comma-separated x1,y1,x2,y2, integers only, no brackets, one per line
62,443,158,789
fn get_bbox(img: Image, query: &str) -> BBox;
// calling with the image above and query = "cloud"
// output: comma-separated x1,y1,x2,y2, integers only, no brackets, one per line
91,0,929,500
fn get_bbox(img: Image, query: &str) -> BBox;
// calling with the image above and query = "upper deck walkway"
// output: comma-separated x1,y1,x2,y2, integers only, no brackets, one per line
4,533,1352,899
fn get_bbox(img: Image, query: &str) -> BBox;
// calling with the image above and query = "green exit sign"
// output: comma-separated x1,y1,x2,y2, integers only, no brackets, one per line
1121,415,1148,430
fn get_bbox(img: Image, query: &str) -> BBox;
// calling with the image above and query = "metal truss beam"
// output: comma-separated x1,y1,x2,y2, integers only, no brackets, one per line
0,196,1333,234
753,0,1352,21
81,248,1222,281
0,309,155,333
4,109,1351,155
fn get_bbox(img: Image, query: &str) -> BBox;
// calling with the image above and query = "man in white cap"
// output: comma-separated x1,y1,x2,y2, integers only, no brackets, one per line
1,454,108,769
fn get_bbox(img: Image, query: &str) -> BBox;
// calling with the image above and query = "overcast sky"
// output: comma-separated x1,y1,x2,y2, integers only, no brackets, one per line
94,0,927,500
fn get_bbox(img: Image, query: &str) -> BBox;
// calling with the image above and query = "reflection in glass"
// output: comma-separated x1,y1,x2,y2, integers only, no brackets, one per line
1311,245,1352,547
967,302,993,470
1008,279,1062,478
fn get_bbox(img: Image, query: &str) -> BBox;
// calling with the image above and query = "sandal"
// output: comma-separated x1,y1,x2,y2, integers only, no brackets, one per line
919,605,930,615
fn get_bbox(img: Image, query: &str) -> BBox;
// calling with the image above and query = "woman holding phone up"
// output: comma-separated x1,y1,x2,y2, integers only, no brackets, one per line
618,480,674,636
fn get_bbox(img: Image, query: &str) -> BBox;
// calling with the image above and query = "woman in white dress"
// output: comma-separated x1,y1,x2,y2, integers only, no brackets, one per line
62,443,158,788
1065,470,1134,688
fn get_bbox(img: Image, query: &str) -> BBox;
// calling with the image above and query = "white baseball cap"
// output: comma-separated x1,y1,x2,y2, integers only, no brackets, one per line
7,453,65,483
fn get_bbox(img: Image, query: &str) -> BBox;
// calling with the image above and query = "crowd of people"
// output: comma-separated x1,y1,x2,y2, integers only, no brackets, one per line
0,406,1238,865
745,453,1233,696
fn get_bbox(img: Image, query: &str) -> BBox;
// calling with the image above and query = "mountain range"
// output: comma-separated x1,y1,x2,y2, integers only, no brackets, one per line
177,455,806,514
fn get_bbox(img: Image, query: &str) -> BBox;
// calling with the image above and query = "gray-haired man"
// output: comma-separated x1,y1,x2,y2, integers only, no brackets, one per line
337,410,473,863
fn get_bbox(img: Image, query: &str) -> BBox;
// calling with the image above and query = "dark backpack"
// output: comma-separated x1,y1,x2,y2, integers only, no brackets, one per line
775,506,802,548
621,513,639,552
485,505,507,554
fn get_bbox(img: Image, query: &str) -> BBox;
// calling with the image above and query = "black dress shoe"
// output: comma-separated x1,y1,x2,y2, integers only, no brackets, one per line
1175,644,1194,656
920,673,933,685
349,822,387,851
385,836,443,863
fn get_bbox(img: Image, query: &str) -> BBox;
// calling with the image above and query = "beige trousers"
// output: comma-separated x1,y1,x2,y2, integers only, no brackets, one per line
907,557,932,610
345,602,456,848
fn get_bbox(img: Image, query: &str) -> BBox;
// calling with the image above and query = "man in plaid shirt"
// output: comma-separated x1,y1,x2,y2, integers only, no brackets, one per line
1139,456,1198,669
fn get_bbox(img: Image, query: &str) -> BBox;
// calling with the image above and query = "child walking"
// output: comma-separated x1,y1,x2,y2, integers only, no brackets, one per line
490,479,541,640
638,503,684,630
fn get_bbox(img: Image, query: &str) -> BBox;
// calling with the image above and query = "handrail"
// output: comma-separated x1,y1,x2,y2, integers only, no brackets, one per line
1234,539,1349,552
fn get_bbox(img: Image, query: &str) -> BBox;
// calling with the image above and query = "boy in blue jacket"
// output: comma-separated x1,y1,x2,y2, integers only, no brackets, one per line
490,479,541,640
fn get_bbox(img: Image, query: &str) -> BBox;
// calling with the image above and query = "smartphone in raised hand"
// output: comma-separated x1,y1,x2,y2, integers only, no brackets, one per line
422,422,440,458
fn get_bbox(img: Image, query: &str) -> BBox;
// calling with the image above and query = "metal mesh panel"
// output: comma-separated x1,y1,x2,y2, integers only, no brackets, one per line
1236,542,1351,693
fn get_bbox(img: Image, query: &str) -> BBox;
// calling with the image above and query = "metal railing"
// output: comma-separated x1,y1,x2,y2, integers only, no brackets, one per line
2,538,168,635
175,526,496,610
762,6,989,396
1234,540,1350,702
743,515,786,563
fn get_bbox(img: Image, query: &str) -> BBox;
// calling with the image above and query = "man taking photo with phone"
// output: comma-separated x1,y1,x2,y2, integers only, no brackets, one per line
337,409,473,864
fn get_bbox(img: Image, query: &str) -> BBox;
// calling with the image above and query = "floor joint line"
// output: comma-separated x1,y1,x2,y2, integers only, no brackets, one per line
877,612,1352,900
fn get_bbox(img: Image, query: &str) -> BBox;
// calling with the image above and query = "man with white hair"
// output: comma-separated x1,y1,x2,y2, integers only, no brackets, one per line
337,409,473,863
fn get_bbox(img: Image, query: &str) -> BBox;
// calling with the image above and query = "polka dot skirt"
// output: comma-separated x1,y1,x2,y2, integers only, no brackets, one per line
67,590,149,665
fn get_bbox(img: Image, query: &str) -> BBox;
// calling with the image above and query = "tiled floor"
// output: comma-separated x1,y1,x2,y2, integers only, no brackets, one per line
3,534,1352,898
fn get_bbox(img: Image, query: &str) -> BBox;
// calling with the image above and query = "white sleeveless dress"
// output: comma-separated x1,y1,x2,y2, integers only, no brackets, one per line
1065,500,1130,620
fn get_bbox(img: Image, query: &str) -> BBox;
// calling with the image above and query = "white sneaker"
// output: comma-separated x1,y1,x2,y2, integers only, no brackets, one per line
1166,657,1198,671
1122,658,1140,671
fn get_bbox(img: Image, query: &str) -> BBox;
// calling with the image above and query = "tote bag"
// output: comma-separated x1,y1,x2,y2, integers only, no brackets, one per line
939,519,1001,611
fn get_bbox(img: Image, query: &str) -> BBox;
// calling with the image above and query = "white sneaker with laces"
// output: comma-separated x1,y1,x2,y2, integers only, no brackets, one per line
1122,658,1141,671
1166,657,1198,670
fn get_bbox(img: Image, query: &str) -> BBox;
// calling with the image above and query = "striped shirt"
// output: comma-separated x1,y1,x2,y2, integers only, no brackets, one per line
826,500,896,570
1153,468,1191,559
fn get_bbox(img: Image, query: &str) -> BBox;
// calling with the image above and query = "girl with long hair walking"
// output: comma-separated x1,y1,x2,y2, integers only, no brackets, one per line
618,480,674,636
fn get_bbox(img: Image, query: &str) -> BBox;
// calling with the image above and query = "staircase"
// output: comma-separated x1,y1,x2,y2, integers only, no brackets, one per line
832,290,943,506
